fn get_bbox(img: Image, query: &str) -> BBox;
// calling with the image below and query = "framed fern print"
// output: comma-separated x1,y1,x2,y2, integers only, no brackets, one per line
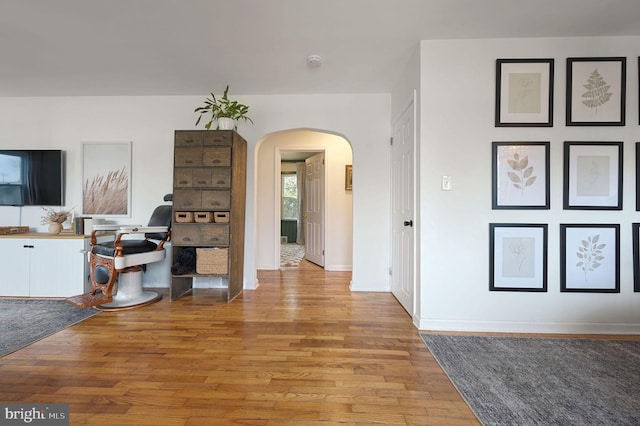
563,142,623,210
560,224,620,293
490,223,548,292
495,59,554,127
492,142,550,209
566,57,626,126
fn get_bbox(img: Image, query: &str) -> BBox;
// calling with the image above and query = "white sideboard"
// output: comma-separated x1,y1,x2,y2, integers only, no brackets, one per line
0,233,92,297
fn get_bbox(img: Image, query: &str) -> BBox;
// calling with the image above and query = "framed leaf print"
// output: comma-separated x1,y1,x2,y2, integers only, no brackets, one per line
563,142,623,210
566,57,626,126
489,223,548,292
495,59,554,127
560,224,620,293
492,142,550,209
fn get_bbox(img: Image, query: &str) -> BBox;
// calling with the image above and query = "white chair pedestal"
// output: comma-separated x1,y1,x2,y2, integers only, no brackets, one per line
96,266,162,311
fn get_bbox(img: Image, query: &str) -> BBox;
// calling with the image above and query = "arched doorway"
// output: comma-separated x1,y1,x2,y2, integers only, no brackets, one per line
254,129,353,276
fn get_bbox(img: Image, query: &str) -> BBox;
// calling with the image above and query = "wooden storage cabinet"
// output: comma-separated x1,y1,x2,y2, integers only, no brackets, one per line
170,130,246,301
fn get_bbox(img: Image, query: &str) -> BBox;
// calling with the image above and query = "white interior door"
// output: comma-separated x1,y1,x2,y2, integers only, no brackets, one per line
391,99,415,315
304,152,325,266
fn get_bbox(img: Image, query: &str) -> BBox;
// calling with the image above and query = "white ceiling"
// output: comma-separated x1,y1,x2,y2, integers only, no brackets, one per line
2,0,639,97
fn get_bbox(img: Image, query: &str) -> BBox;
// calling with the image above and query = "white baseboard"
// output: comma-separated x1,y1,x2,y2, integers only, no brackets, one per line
417,318,640,334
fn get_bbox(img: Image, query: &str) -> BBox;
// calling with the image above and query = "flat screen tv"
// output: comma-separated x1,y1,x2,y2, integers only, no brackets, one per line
0,150,65,206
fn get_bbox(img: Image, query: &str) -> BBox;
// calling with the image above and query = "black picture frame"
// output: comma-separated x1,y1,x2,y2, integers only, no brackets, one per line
495,58,554,127
563,141,623,210
633,223,640,292
636,142,640,211
560,224,620,293
489,223,548,292
492,142,550,209
566,57,626,126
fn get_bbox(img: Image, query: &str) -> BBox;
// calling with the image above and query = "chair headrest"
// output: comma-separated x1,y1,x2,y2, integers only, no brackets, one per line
146,205,172,240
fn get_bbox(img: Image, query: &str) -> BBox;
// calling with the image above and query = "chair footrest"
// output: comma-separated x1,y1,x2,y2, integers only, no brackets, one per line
65,292,113,308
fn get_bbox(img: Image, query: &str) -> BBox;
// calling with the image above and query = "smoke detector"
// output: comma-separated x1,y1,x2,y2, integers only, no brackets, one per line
306,55,322,68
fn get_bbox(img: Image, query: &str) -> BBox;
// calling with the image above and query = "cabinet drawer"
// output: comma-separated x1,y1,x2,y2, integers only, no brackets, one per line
201,190,230,209
171,224,201,244
175,147,203,167
200,224,230,245
203,147,231,167
173,169,230,188
209,169,231,188
171,223,230,245
175,131,203,146
203,131,232,145
173,190,201,209
174,168,194,187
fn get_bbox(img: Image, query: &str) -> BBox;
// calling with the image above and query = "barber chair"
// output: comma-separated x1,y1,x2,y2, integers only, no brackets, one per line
66,197,172,310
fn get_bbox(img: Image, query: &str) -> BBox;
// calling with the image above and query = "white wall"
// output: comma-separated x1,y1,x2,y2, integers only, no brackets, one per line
255,130,353,272
0,93,390,292
418,36,640,333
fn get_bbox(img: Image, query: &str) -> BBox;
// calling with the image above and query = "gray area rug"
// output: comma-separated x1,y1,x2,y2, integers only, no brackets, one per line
0,299,99,357
421,334,640,426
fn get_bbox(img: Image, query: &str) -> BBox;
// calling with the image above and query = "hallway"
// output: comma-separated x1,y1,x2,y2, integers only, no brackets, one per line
0,264,477,425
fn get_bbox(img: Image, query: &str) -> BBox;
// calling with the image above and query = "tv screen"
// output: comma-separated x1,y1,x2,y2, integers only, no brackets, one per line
0,150,65,206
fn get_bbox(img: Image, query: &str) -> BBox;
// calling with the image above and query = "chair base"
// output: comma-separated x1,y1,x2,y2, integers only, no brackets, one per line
95,267,162,311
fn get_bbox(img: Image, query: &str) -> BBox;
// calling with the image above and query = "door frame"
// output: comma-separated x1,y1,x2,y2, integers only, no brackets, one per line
274,147,327,268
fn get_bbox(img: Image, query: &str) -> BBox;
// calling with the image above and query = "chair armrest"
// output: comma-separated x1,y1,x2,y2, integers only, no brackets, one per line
90,225,120,245
117,226,168,235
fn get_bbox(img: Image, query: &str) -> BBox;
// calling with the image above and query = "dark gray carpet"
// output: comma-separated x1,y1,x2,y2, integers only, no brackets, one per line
421,334,640,426
0,299,100,357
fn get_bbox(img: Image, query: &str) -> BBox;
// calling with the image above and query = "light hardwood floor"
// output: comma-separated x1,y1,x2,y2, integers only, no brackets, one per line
0,260,478,425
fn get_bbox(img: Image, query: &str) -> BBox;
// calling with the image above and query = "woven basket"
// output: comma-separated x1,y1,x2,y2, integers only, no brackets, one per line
175,212,194,223
194,212,214,223
214,212,230,223
196,247,228,274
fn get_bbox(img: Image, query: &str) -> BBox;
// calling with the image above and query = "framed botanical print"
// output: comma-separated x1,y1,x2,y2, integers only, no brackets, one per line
563,142,623,210
489,223,548,292
560,224,620,293
495,59,554,127
492,142,550,209
566,57,626,126
82,141,132,217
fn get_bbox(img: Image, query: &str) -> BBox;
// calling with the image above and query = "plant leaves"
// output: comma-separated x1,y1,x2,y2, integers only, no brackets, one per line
508,172,521,183
525,176,537,187
523,167,534,178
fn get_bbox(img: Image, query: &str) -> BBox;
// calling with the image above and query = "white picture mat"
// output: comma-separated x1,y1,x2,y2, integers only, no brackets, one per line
496,144,547,206
499,62,551,124
570,60,623,123
567,144,619,207
493,226,545,289
563,227,617,290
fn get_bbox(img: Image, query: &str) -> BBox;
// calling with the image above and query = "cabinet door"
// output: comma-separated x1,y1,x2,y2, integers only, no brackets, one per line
29,239,85,297
0,239,30,296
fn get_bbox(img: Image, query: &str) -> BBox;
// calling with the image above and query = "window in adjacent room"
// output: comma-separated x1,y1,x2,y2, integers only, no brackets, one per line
281,173,298,220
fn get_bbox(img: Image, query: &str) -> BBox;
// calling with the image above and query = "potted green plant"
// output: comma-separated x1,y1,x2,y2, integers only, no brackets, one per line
194,85,253,130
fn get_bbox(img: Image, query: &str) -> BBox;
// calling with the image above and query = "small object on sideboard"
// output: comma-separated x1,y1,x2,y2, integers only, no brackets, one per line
0,226,29,235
